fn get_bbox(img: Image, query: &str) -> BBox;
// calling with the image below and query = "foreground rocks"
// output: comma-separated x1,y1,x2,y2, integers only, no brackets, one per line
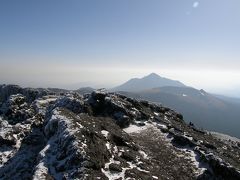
0,85,240,180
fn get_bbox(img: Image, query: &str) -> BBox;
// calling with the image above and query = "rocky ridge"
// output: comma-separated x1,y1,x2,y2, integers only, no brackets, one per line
0,85,240,180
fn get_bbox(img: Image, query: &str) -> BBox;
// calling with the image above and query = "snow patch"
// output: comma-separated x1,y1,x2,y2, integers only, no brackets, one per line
0,149,13,167
127,161,150,173
33,162,49,180
139,150,149,159
164,115,169,121
183,133,193,141
101,167,125,180
101,130,109,138
34,96,58,114
123,123,151,134
76,122,83,129
106,142,111,150
102,158,149,180
101,153,126,180
156,123,168,129
177,147,208,175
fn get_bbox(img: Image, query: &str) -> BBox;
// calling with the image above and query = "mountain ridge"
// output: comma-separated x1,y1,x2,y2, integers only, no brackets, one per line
0,84,240,179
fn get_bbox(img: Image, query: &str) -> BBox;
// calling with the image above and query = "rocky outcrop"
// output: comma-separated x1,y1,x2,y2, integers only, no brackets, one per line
0,85,49,104
0,85,240,180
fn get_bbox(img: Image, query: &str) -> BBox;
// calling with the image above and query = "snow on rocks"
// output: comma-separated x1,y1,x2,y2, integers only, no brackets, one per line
52,94,84,114
0,116,34,168
0,94,35,124
176,146,208,175
101,141,126,179
102,151,150,180
0,86,240,179
101,130,109,138
0,149,12,167
139,150,149,160
127,161,150,173
33,95,58,115
101,153,124,180
123,123,150,134
34,108,88,179
123,120,215,178
106,142,111,150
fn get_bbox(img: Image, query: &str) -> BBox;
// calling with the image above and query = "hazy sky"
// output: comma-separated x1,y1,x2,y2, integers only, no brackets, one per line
0,0,240,96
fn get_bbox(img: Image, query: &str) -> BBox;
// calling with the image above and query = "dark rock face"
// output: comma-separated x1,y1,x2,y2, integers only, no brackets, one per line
0,85,240,180
0,94,35,124
109,163,122,172
0,85,49,104
171,134,196,147
0,136,16,146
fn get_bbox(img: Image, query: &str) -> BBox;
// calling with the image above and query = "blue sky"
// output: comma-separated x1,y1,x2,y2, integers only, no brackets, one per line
0,0,240,96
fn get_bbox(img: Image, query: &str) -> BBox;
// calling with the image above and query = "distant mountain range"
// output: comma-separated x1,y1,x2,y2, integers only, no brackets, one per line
112,73,240,138
213,94,240,105
113,73,185,92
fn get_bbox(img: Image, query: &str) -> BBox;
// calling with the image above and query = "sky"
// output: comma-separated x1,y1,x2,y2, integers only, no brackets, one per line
0,0,240,97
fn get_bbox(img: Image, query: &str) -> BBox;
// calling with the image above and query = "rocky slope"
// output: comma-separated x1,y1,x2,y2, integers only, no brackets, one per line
0,85,240,180
117,86,240,139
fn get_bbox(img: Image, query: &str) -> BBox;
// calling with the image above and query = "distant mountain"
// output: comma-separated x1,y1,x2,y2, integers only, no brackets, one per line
140,86,227,109
75,87,95,95
118,86,240,138
213,94,240,105
113,73,185,92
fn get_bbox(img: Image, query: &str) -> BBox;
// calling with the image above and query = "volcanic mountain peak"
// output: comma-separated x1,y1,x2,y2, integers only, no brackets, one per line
113,73,185,92
143,72,160,79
